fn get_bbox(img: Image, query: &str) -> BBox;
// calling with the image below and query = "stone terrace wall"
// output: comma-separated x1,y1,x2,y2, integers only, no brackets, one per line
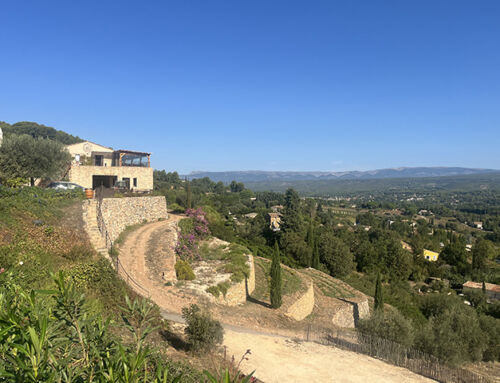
100,196,168,242
331,305,356,328
216,254,255,306
285,280,315,321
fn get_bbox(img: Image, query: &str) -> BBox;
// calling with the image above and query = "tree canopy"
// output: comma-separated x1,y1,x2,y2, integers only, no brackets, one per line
1,121,83,145
0,134,71,185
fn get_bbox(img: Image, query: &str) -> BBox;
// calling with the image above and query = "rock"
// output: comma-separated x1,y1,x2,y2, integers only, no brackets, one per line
32,219,44,226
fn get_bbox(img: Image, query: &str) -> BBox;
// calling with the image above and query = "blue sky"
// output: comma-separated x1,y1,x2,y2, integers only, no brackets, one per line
1,1,499,173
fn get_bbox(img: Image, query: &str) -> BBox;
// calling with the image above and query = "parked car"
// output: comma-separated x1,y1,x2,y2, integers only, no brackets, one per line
47,181,85,191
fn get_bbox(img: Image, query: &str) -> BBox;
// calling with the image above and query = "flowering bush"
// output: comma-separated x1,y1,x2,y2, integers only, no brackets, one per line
175,208,210,260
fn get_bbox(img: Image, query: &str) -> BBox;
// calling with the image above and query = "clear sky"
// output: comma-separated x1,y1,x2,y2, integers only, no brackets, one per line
1,1,499,173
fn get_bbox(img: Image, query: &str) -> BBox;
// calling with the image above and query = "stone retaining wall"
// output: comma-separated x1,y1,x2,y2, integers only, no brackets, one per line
216,254,255,306
331,305,356,328
285,280,315,321
100,196,168,242
330,298,370,328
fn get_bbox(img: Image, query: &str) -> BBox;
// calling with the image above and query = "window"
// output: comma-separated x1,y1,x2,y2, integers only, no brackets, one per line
95,155,103,166
133,178,137,187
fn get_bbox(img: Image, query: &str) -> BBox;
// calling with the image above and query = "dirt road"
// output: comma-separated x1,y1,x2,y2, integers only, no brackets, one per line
117,218,435,383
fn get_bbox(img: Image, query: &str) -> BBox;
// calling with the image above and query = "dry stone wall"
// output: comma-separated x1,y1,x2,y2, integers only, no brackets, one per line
216,254,255,306
100,196,168,242
331,305,356,328
285,280,315,321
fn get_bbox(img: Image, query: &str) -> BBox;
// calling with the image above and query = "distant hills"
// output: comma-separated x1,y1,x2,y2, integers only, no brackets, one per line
188,167,499,183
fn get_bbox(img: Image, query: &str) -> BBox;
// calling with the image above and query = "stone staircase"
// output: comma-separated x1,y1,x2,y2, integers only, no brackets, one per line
82,200,109,258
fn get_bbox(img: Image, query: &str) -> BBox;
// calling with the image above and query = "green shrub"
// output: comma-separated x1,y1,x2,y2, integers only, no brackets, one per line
414,302,488,365
175,259,195,280
62,244,94,261
182,304,224,352
178,217,194,235
358,310,414,347
0,271,187,382
168,202,184,213
207,285,220,297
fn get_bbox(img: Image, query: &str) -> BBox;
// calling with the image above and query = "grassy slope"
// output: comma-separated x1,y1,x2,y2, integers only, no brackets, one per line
0,187,213,381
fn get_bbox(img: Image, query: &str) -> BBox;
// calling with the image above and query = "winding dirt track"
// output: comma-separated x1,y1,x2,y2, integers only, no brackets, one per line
117,217,435,383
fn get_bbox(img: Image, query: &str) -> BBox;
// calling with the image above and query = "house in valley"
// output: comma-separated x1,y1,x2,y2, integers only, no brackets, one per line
269,212,281,231
463,281,500,301
66,141,153,191
423,249,439,262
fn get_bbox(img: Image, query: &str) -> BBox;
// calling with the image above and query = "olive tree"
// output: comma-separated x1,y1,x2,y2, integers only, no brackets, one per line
0,134,71,186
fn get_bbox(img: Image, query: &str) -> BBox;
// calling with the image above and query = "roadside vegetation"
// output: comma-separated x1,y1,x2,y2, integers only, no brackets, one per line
0,186,253,382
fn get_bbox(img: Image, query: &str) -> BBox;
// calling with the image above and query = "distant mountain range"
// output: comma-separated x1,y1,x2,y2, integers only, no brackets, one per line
187,167,499,183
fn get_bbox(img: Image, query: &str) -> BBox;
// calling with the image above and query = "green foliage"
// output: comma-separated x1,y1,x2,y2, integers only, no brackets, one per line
374,272,384,311
2,121,83,144
168,202,185,213
0,186,82,225
472,239,495,274
206,281,231,298
181,304,224,352
415,301,487,365
204,367,254,383
281,188,302,233
178,218,194,235
0,134,71,185
358,310,414,347
311,238,320,270
270,242,282,309
0,271,185,382
318,230,354,278
199,243,250,283
175,260,196,280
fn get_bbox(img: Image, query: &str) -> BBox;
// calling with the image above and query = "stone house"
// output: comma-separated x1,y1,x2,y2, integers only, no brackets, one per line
269,212,281,231
463,281,500,301
66,141,153,191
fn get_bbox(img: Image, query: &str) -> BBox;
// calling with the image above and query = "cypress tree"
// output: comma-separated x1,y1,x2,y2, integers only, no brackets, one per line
186,178,192,210
270,241,282,308
374,272,384,312
312,238,320,270
305,221,314,267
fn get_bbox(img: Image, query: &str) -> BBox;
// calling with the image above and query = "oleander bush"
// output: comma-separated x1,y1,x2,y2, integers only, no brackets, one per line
0,271,188,382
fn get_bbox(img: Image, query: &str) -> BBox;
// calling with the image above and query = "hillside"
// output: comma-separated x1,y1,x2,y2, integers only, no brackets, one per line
0,188,213,381
244,172,500,195
0,120,83,145
188,167,499,183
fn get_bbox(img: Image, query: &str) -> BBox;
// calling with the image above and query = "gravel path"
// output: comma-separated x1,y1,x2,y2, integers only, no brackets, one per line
117,218,435,383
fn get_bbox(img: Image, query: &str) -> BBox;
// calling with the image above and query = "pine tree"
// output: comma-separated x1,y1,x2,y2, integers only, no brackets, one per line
270,241,282,308
374,272,384,312
186,178,192,210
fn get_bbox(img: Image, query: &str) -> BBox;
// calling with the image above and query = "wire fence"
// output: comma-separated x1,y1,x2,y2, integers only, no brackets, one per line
303,324,490,383
115,256,151,298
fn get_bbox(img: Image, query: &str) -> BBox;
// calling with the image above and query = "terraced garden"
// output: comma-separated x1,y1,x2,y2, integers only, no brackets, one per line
252,257,305,303
301,268,357,299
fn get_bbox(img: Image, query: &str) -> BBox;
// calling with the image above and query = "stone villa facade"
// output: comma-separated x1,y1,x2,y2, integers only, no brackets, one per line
66,141,153,191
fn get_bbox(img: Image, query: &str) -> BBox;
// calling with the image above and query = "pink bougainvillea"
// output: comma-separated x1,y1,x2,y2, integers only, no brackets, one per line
175,208,210,260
